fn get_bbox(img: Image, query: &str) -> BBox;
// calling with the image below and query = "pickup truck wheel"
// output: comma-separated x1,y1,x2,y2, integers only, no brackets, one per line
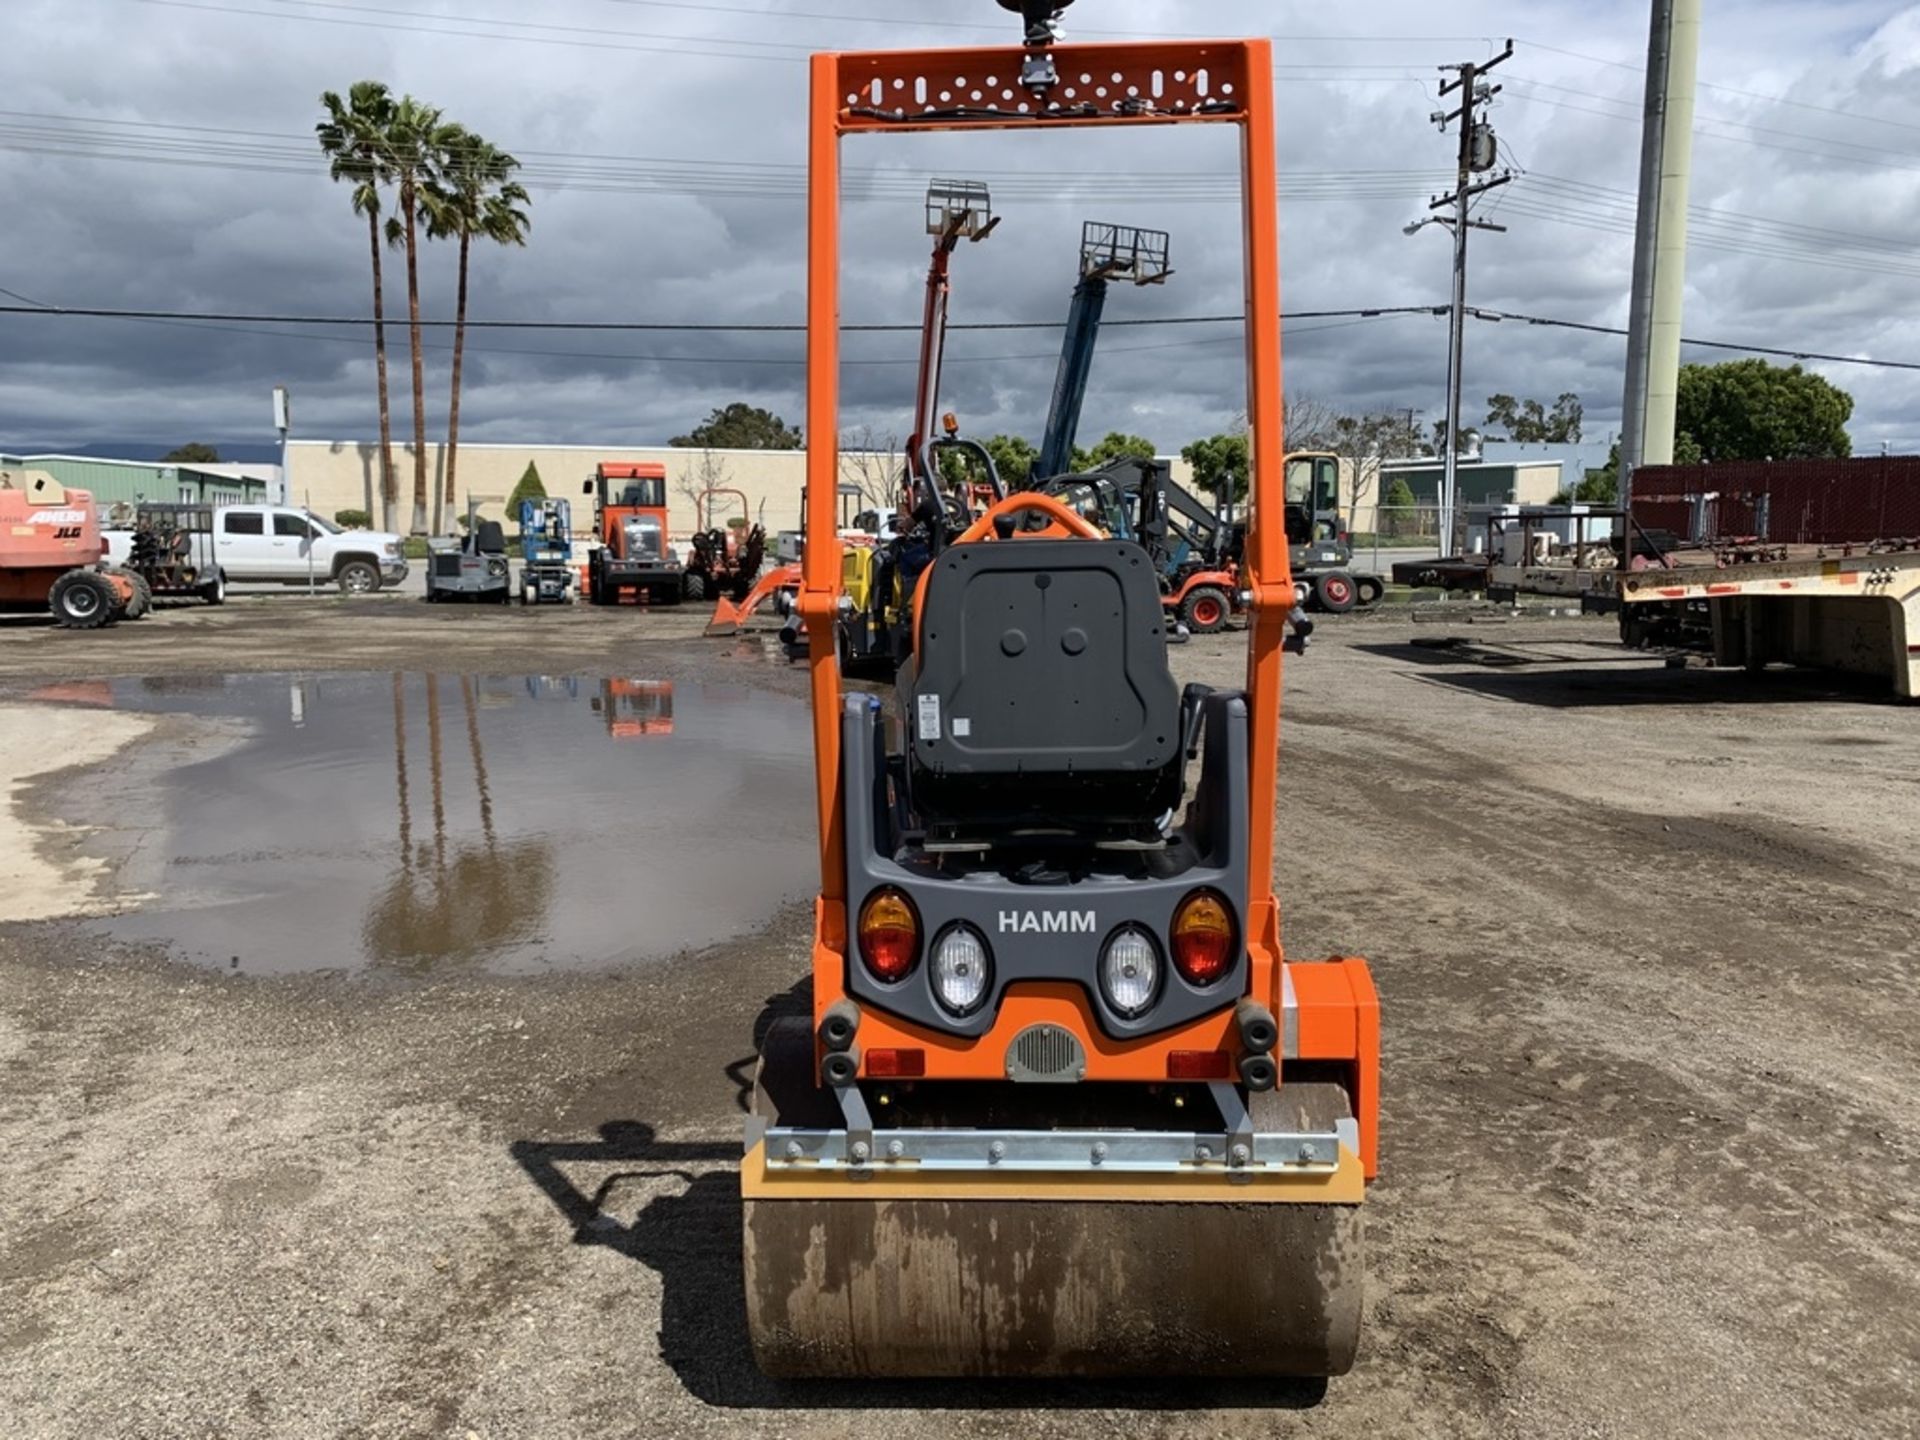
337,560,381,595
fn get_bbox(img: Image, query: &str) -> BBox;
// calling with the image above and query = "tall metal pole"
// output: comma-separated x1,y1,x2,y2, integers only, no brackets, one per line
1618,0,1701,513
1617,0,1671,490
272,385,291,507
1644,0,1700,469
1439,77,1474,554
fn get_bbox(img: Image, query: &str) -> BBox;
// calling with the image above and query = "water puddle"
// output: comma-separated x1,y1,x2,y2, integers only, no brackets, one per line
55,672,816,976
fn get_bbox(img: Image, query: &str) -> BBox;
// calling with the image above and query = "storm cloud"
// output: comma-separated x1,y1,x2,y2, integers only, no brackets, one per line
3,0,1919,455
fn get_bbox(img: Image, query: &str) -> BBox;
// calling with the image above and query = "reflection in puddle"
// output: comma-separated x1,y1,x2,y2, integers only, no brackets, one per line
84,672,815,976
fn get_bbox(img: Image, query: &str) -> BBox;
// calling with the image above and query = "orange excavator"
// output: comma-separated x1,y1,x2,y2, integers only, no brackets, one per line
738,8,1379,1380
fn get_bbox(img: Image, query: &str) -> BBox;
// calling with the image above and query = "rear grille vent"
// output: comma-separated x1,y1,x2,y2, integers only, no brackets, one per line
1007,1024,1085,1083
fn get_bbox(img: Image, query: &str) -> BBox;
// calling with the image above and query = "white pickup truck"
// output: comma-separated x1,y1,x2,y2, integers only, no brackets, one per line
209,505,409,593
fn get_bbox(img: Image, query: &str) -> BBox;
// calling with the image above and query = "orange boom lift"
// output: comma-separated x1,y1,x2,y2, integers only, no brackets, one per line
741,4,1379,1379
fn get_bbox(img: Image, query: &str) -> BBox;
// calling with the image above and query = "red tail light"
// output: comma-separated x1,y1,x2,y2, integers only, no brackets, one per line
1167,1049,1230,1080
858,888,920,982
866,1048,926,1078
1170,890,1234,986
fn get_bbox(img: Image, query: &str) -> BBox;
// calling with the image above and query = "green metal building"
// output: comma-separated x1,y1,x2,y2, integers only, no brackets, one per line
1376,458,1566,508
0,454,270,508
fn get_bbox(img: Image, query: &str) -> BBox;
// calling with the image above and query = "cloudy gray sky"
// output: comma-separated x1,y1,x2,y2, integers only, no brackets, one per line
4,0,1919,458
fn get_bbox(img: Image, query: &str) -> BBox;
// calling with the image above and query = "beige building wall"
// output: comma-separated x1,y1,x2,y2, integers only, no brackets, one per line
289,441,834,541
1512,462,1566,505
289,439,1204,540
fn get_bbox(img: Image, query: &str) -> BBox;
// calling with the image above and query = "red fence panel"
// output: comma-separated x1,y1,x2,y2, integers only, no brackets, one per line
1632,458,1920,544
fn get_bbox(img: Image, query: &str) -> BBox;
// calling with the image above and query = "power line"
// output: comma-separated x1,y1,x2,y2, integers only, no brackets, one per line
131,0,1465,76
1505,74,1920,169
596,0,1500,47
7,296,1916,372
1517,36,1920,138
0,301,1441,331
1501,77,1920,177
1474,307,1920,372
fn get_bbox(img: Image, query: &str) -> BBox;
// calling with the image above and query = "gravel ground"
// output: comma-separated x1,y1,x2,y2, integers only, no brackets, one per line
0,593,1915,1439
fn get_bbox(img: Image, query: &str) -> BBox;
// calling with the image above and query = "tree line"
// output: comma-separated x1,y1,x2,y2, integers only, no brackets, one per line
317,80,530,535
658,354,1854,521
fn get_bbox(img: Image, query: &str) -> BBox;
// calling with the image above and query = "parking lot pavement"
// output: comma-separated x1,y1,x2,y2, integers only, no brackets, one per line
0,607,1915,1439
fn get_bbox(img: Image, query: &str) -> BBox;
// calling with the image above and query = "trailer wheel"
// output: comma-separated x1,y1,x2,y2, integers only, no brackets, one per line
1180,585,1232,635
685,572,708,603
1354,575,1384,607
50,569,117,629
200,571,226,606
1314,572,1358,614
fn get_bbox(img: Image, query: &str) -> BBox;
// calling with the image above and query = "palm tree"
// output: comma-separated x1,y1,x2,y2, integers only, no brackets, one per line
381,96,458,534
316,82,399,532
422,129,530,515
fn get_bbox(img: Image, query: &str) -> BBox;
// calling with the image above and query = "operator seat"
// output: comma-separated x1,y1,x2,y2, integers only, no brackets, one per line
903,536,1182,842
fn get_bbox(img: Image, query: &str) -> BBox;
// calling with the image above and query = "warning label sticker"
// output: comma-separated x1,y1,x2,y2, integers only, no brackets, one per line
916,693,941,741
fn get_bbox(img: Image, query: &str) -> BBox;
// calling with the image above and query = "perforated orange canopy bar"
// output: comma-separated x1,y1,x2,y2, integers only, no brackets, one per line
802,36,1293,954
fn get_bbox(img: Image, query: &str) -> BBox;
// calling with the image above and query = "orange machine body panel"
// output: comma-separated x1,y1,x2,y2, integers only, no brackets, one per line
0,483,110,604
797,39,1377,1177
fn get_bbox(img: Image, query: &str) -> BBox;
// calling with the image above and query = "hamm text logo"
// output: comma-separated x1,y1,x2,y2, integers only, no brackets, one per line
998,910,1097,935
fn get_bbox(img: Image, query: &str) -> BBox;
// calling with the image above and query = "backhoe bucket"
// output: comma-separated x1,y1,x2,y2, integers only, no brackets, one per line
707,563,803,636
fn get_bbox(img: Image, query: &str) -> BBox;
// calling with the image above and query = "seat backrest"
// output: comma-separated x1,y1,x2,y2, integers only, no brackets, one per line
908,538,1178,781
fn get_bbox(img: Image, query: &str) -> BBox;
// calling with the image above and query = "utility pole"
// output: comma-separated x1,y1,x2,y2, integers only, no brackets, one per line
1618,0,1701,511
272,385,291,507
1412,41,1514,555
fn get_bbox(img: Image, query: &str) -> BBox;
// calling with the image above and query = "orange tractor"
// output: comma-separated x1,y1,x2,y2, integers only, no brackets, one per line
0,469,144,627
589,678,674,739
739,11,1378,1380
582,461,684,606
684,487,767,605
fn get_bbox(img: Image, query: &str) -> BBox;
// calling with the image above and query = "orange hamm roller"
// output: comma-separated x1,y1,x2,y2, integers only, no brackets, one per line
741,7,1379,1380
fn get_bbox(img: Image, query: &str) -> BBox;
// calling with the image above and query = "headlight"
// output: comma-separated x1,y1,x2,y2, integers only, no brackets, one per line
1100,926,1160,1018
930,924,991,1016
487,559,508,578
383,542,400,557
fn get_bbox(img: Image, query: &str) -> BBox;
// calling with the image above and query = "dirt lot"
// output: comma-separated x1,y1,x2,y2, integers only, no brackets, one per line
1,595,1915,1439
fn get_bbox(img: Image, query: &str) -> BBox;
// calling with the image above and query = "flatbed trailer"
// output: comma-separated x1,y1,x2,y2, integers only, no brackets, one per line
1619,545,1920,699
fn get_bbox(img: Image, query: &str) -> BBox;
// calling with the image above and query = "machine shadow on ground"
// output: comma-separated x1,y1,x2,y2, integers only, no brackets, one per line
509,991,1330,1412
1351,643,1898,708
